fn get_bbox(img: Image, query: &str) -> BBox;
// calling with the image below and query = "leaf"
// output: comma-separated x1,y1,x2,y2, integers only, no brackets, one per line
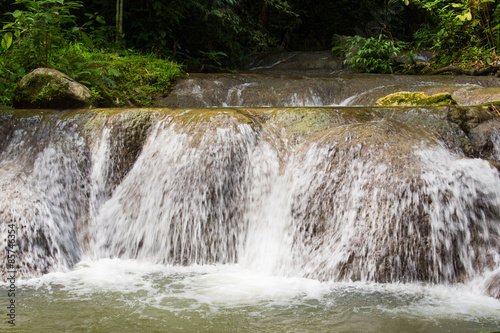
212,10,223,18
107,68,121,77
96,16,106,24
80,31,94,48
12,10,22,18
457,10,472,21
1,32,12,50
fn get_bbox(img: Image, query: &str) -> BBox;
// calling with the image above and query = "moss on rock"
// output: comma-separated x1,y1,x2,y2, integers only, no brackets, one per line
13,68,93,109
375,91,457,106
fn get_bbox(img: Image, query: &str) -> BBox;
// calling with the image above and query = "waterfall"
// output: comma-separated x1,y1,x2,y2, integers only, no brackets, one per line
1,107,499,300
91,118,257,264
0,115,89,277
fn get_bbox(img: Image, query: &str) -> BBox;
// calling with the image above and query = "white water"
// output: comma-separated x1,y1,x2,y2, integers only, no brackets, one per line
0,124,87,277
91,120,257,265
16,258,497,312
11,259,500,332
2,115,500,286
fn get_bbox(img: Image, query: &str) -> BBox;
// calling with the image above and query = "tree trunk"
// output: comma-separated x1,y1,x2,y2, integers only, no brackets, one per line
259,0,269,29
116,0,124,42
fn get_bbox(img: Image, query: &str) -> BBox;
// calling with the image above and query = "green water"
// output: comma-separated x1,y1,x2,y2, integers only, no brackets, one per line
2,260,499,332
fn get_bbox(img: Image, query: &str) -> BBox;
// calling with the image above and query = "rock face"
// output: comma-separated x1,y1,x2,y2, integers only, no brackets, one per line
13,68,92,109
375,91,456,106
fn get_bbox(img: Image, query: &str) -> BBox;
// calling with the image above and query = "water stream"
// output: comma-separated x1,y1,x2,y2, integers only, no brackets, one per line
1,58,500,331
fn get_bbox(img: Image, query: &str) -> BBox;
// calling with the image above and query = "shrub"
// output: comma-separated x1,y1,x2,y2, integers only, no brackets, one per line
340,35,402,74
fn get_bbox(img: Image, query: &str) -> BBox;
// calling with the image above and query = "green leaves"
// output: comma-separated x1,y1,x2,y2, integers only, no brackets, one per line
1,32,12,50
406,0,499,53
1,0,83,67
341,35,402,74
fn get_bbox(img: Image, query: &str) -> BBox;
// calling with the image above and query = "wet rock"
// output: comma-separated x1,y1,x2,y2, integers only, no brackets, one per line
446,105,496,134
468,119,500,160
245,50,345,75
0,110,13,153
375,91,456,106
451,87,500,106
108,111,153,189
289,120,439,283
13,68,92,109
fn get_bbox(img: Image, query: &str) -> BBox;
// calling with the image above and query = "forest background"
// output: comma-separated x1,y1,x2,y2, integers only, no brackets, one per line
0,0,499,107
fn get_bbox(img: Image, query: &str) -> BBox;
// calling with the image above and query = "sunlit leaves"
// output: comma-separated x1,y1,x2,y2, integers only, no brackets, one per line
1,32,12,49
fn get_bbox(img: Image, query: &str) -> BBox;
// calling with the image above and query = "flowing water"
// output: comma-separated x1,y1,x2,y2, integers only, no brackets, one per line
1,58,500,332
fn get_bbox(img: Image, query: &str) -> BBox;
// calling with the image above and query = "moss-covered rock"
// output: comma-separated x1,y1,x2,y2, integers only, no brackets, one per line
375,91,457,106
13,68,93,109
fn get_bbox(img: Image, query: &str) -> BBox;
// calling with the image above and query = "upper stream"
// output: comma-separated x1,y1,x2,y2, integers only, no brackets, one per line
161,73,500,108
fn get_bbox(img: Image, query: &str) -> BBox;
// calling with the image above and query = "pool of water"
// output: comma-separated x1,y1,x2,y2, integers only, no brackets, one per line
3,259,499,332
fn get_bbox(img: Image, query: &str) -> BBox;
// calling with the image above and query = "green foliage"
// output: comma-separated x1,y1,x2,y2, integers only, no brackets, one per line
1,32,12,49
1,0,83,67
54,44,184,107
401,0,500,59
81,12,113,49
340,35,402,73
0,42,183,107
0,51,26,106
0,0,183,108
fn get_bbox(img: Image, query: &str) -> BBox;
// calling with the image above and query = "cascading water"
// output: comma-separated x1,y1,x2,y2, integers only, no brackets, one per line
0,115,89,277
1,71,500,332
91,118,257,265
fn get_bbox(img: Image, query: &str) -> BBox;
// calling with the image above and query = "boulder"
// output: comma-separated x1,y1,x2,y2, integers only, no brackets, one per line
468,120,500,158
375,91,456,106
13,68,92,109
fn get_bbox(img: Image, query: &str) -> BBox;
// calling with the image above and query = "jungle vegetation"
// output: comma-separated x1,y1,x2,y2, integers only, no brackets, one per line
0,0,499,106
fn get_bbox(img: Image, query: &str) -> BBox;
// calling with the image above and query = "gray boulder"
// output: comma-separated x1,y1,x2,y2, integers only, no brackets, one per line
13,68,92,109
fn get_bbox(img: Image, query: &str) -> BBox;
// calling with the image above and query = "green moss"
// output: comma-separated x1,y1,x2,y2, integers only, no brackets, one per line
375,91,457,106
57,48,184,107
